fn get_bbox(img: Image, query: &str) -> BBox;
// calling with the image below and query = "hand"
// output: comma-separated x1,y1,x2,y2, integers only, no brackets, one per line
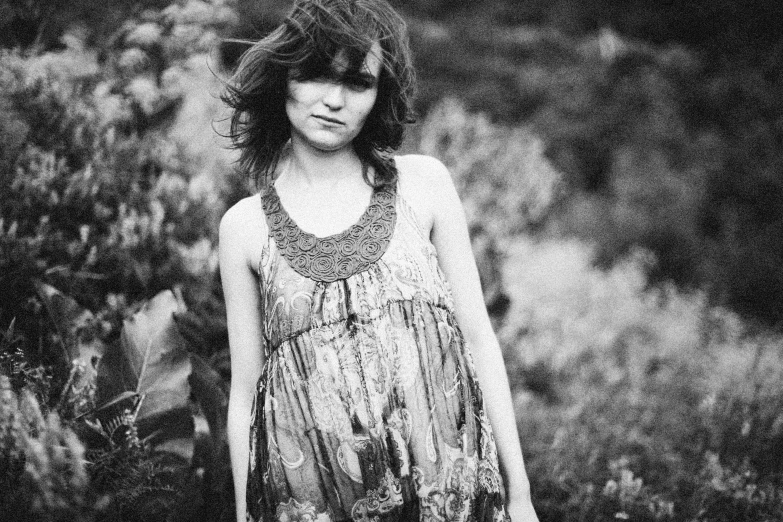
506,496,540,522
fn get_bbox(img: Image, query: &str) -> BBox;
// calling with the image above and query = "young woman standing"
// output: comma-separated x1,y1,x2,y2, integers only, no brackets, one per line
219,1,540,520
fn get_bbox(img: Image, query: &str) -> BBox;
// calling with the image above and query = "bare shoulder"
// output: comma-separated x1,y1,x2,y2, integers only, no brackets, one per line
394,154,450,184
219,194,266,272
394,154,454,236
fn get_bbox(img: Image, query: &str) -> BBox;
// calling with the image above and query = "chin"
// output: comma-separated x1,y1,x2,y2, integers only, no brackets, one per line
292,128,356,153
309,139,352,153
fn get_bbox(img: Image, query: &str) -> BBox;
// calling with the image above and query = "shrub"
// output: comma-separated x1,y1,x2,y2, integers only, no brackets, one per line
0,2,236,520
0,375,104,521
498,235,783,520
417,97,563,321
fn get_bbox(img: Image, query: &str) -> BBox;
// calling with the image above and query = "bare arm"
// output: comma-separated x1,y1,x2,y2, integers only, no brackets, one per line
219,200,266,522
425,157,539,521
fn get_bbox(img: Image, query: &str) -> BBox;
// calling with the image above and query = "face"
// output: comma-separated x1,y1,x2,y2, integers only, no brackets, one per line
285,41,382,154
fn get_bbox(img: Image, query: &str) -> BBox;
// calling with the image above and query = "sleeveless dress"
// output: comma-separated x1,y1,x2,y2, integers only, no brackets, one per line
246,176,510,522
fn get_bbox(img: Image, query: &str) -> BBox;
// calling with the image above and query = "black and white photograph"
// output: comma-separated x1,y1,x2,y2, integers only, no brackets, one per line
1,1,782,521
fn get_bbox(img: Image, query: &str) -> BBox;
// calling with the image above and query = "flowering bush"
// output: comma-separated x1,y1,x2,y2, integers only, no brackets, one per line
412,99,783,518
417,97,563,322
0,2,235,520
492,234,783,520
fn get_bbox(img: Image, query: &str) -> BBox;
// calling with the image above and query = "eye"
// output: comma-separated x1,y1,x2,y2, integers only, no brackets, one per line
287,67,331,84
344,76,376,91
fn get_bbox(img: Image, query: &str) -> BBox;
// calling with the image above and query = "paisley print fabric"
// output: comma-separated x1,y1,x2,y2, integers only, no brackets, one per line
247,178,510,522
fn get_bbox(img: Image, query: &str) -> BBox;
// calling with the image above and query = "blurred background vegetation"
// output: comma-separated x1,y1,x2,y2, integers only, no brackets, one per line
1,0,783,520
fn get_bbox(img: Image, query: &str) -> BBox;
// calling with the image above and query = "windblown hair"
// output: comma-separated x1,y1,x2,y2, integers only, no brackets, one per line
221,0,416,189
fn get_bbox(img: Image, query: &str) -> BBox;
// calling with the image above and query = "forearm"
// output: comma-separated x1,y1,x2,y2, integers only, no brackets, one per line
468,334,532,499
227,390,255,522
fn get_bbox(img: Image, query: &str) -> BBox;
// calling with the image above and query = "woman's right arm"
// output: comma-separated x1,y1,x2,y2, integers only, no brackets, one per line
219,200,266,522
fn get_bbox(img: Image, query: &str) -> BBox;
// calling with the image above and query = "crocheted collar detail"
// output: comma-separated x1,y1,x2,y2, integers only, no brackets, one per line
260,181,397,282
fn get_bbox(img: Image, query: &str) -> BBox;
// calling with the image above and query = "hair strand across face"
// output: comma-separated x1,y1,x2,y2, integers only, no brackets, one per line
220,0,416,189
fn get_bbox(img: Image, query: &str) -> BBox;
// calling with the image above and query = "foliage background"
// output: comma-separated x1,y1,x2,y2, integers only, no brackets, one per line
1,0,782,520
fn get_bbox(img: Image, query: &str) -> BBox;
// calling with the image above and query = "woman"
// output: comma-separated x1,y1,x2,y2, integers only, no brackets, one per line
219,1,539,521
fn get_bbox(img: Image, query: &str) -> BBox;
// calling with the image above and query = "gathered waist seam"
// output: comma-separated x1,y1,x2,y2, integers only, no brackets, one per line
268,295,454,352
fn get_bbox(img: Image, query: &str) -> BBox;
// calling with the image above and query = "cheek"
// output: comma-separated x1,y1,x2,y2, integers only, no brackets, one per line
286,82,317,107
355,91,379,121
284,85,298,115
284,98,299,125
285,86,314,122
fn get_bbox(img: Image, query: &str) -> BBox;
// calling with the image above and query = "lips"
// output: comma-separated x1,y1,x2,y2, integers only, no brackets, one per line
313,115,344,125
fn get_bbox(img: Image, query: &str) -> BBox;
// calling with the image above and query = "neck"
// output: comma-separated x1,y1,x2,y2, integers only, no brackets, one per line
281,137,365,188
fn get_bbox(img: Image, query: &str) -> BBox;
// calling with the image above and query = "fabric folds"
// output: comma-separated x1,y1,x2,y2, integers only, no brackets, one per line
246,182,510,522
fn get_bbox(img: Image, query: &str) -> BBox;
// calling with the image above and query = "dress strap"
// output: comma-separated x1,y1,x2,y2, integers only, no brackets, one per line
255,191,271,280
395,190,432,245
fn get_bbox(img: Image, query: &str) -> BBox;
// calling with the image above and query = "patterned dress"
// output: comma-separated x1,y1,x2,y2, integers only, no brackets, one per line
246,176,510,522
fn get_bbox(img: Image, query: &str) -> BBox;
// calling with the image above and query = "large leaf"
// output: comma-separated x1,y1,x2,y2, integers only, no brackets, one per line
34,280,106,367
34,281,105,417
189,352,227,453
189,352,230,510
97,289,194,460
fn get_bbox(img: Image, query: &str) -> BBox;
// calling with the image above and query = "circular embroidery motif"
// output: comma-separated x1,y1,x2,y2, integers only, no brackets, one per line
260,182,397,282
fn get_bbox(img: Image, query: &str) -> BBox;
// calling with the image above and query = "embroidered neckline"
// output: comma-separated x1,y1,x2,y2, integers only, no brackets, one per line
260,181,397,282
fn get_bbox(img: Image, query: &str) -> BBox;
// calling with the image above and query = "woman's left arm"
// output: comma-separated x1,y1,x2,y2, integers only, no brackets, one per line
424,157,539,521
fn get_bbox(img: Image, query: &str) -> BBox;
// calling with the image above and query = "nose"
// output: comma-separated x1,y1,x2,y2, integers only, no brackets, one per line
322,83,345,110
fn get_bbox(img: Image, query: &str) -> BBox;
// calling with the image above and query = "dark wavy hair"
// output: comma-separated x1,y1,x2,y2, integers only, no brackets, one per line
221,0,416,189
